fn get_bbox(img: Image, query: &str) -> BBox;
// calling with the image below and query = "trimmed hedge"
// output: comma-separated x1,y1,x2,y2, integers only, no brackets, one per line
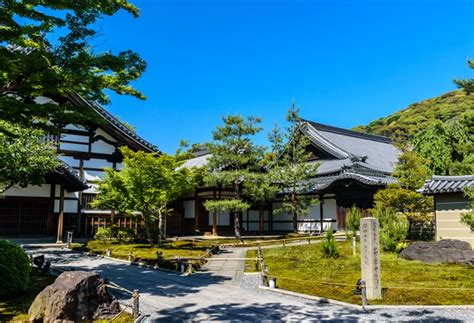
0,240,31,296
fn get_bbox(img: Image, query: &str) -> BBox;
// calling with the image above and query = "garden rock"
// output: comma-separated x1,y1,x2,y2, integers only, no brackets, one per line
400,239,474,265
28,271,120,322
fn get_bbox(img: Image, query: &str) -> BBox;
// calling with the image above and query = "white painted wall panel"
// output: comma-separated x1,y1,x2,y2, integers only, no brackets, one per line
91,140,116,154
248,222,259,231
4,184,51,197
60,142,89,152
54,200,78,213
115,162,124,170
61,133,89,143
184,200,195,219
323,199,337,220
95,128,117,143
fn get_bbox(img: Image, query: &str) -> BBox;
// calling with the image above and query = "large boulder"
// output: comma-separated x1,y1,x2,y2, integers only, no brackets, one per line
29,271,120,322
400,239,474,265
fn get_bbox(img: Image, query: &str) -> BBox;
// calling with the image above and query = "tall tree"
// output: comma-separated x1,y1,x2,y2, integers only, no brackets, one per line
204,115,266,238
454,59,474,94
0,1,146,135
93,147,197,246
0,120,58,194
413,115,473,175
270,103,319,232
373,150,433,237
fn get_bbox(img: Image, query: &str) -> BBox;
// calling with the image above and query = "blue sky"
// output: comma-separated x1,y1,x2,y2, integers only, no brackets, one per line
95,0,473,153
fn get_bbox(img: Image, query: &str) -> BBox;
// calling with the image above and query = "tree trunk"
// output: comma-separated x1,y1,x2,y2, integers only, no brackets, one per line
157,211,163,247
259,204,264,235
291,191,298,233
143,216,153,247
212,210,217,236
234,212,241,239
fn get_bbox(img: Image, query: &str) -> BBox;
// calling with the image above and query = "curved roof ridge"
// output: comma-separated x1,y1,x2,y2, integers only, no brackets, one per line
302,119,394,144
303,122,353,159
69,93,159,153
431,175,474,181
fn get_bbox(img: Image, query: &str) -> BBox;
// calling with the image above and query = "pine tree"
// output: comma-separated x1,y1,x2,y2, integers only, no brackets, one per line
270,103,319,232
204,115,266,238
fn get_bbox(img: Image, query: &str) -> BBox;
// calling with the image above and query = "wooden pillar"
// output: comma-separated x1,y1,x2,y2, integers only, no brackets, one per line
47,184,56,235
212,190,217,236
319,195,324,233
76,159,84,235
269,202,273,232
194,192,199,234
56,185,65,243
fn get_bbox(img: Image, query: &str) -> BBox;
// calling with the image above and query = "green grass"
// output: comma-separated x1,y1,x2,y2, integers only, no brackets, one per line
0,268,134,322
74,239,216,261
247,241,474,305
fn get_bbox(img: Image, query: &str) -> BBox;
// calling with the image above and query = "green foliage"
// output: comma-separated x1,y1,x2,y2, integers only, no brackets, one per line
320,227,339,258
373,208,409,252
345,205,361,239
94,147,198,245
460,187,474,231
0,240,31,296
0,1,146,135
204,199,250,213
270,103,319,232
0,120,59,194
414,116,472,175
204,115,267,238
395,242,409,253
454,59,474,94
373,151,433,231
94,226,134,244
353,90,474,143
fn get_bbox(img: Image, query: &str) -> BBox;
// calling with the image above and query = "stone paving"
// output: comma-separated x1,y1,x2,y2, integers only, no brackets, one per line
26,247,474,321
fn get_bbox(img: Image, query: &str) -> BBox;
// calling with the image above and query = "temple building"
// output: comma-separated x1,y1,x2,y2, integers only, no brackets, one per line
169,120,400,235
0,100,401,238
0,94,158,240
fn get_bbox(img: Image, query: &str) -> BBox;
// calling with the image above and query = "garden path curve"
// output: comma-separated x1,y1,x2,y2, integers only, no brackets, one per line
28,247,474,321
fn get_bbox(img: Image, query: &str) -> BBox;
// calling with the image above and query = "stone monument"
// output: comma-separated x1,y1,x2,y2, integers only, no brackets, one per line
360,217,382,299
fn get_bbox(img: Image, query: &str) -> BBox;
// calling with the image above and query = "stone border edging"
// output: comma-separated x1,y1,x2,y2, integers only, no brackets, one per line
258,286,474,309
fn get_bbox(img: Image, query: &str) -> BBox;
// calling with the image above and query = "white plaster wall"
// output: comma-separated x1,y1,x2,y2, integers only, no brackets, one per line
54,199,78,213
60,142,89,152
61,133,89,143
115,162,124,170
4,184,51,197
184,200,195,219
95,128,117,143
54,186,79,198
209,211,230,226
272,202,292,221
91,139,116,154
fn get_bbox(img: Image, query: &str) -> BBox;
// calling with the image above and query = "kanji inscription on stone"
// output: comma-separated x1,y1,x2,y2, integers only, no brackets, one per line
360,217,382,299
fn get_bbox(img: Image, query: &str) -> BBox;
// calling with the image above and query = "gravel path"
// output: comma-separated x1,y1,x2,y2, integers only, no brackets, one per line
27,247,474,322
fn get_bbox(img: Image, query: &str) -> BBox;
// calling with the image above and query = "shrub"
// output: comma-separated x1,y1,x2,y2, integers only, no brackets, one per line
95,226,136,244
374,208,409,252
320,227,339,258
345,205,361,239
395,242,409,253
0,240,31,296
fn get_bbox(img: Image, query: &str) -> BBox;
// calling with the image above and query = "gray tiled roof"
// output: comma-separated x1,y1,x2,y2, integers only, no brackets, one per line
310,172,396,192
54,161,89,192
304,121,400,174
419,175,474,194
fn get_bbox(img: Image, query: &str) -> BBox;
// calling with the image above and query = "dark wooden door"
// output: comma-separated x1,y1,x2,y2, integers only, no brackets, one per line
0,198,50,236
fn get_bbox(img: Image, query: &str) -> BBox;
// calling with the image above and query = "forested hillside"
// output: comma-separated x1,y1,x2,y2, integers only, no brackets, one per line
353,90,474,142
354,90,473,175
